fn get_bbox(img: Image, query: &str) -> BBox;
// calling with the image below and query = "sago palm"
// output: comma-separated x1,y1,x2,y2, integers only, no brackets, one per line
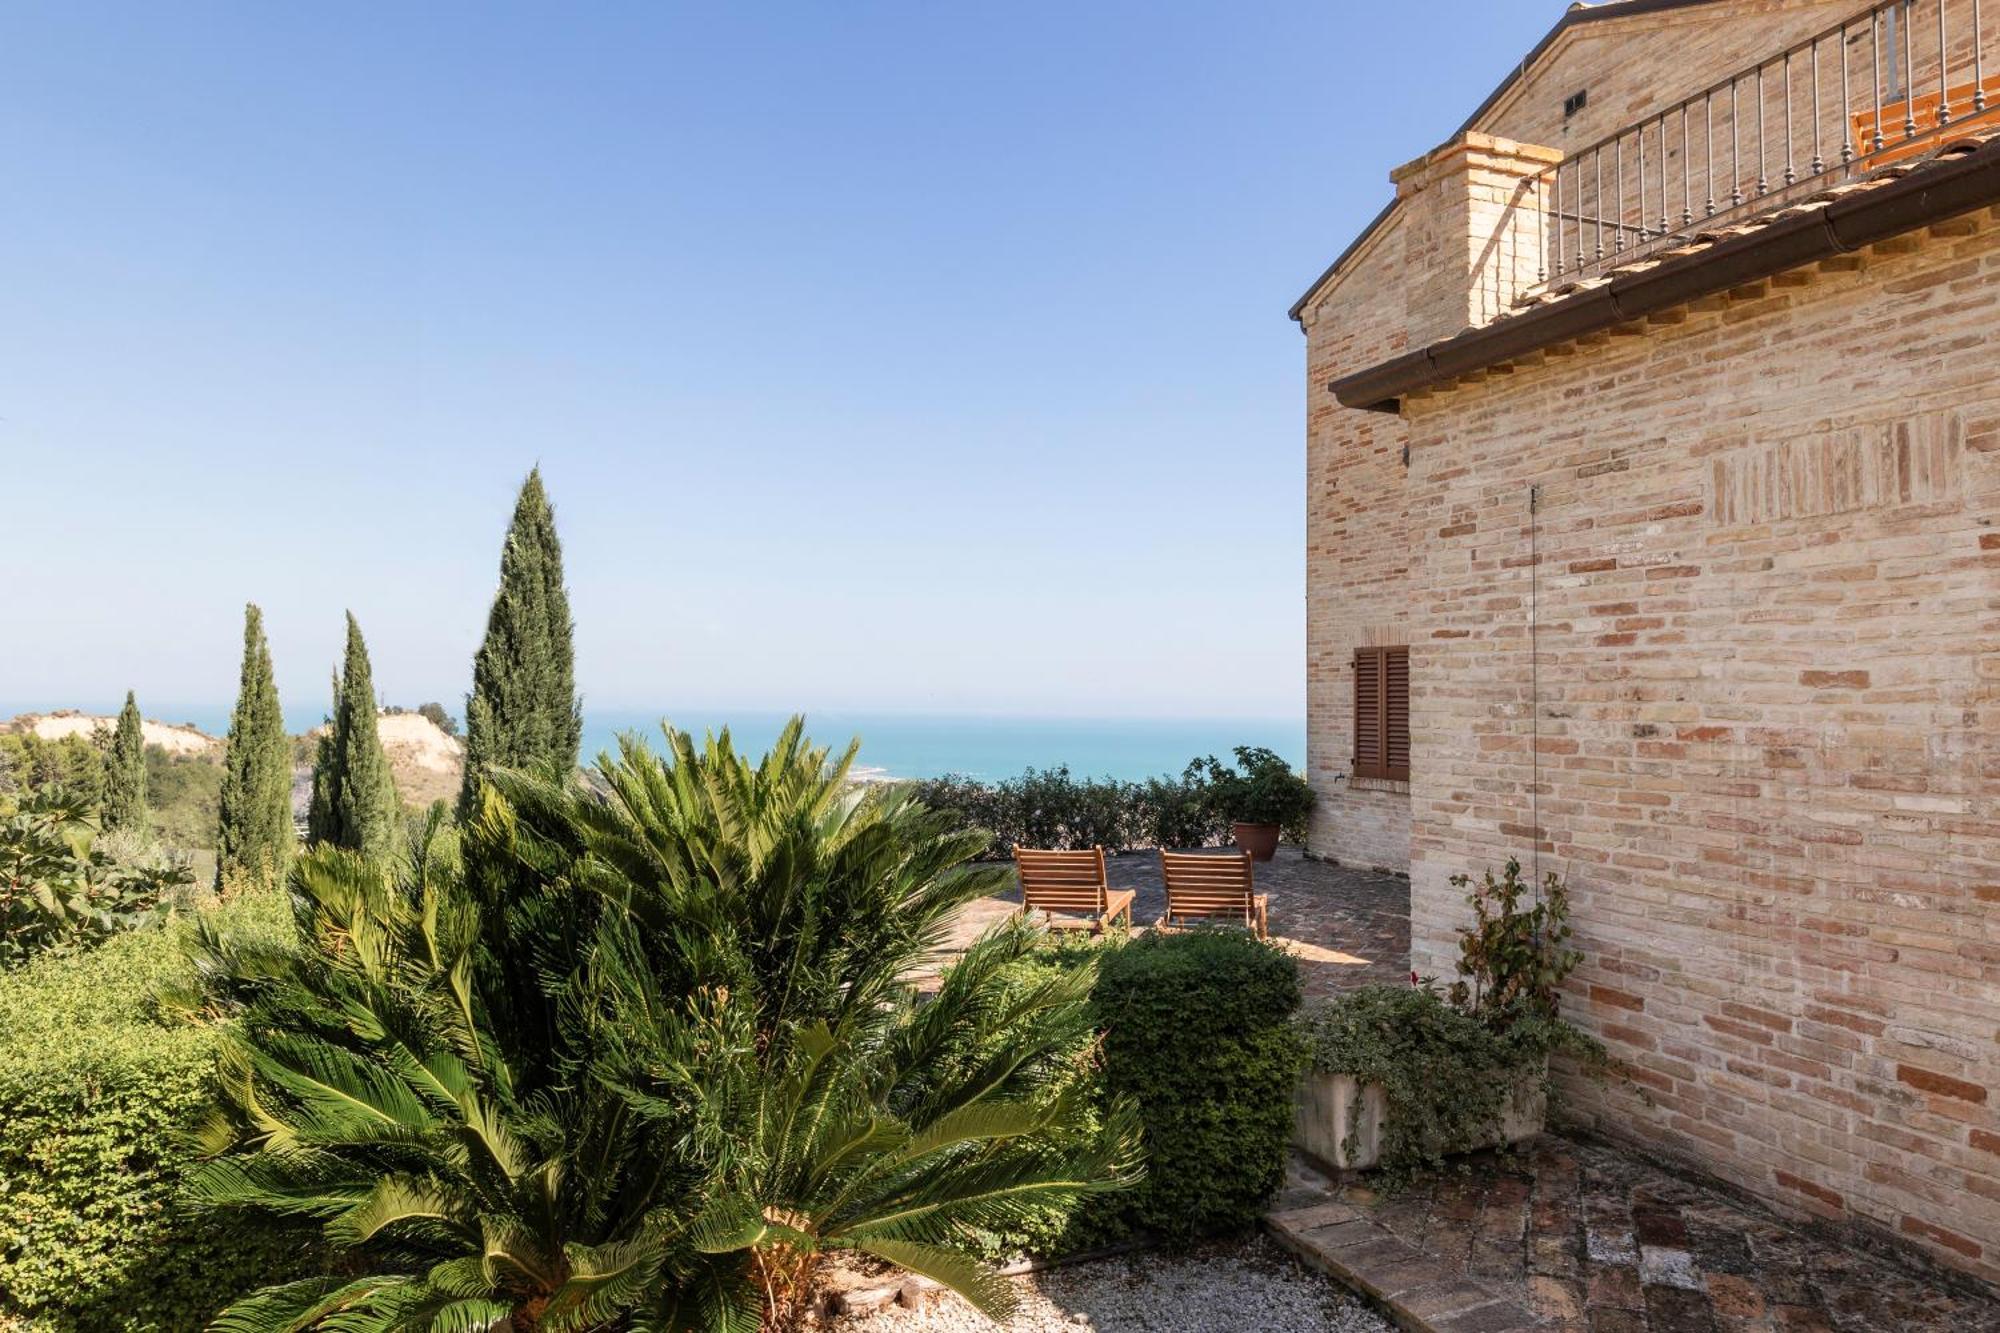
188,721,1138,1333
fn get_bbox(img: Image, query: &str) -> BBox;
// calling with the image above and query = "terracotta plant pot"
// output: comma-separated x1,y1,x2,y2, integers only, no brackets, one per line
1231,821,1281,862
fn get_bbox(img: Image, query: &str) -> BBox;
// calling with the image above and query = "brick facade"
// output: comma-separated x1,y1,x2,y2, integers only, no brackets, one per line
1299,0,2000,1286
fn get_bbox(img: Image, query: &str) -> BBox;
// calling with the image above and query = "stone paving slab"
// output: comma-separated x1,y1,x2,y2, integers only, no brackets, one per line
1267,1136,2000,1332
945,848,1410,1000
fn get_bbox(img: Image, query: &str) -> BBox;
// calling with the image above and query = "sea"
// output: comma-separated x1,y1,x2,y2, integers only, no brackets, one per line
10,704,1301,784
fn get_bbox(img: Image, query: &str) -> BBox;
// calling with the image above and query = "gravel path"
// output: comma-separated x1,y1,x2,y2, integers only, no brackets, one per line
827,1236,1390,1333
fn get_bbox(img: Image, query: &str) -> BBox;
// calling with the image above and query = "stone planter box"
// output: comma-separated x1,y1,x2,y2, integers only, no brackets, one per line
1292,1066,1546,1172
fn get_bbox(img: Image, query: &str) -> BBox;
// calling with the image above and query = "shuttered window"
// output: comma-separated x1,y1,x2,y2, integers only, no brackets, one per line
1353,646,1410,782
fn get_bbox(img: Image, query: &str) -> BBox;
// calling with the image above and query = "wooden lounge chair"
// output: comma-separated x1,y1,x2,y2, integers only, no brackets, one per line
1158,849,1269,939
1012,847,1136,932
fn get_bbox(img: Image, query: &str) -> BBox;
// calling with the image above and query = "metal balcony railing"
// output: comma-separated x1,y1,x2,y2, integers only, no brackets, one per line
1511,0,2000,298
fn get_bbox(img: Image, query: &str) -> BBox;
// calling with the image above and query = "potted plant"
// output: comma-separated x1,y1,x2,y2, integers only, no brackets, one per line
1293,858,1605,1181
1194,746,1315,861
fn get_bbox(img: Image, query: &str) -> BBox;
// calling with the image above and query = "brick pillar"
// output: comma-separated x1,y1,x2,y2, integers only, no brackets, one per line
1391,132,1564,348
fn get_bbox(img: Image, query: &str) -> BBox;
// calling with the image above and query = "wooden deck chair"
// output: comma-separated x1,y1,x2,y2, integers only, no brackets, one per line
1012,847,1136,932
1158,849,1269,939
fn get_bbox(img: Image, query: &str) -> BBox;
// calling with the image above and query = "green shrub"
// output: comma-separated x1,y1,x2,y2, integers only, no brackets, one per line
1299,863,1605,1186
908,761,1230,855
142,748,223,851
0,789,177,972
0,890,307,1332
1092,929,1305,1243
1447,857,1583,1022
184,724,1139,1331
1299,984,1528,1184
1191,746,1316,840
916,933,1131,1261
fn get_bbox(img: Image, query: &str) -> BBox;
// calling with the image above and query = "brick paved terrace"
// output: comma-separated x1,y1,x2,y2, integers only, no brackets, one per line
1270,1136,2000,1333
943,847,1412,1000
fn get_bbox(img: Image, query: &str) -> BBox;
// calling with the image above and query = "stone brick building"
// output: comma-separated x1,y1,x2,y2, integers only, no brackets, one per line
1295,0,2000,1284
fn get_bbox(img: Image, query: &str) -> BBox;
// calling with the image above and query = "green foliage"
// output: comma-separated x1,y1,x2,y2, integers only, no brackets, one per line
1300,862,1603,1187
0,890,305,1332
1191,746,1315,836
0,731,107,810
1447,857,1583,1023
306,613,400,859
100,693,148,834
145,749,224,850
216,604,295,892
1299,984,1532,1186
189,721,1139,1332
907,760,1229,855
912,934,1128,1262
0,788,176,971
413,702,459,738
1092,929,1305,1243
459,468,581,816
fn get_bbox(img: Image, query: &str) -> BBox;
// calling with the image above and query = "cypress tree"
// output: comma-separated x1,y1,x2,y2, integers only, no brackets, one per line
307,613,401,860
101,690,148,832
216,604,295,891
460,468,582,814
307,673,337,845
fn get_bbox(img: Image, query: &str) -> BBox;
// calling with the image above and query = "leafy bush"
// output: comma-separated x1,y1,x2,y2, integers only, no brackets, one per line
414,702,459,737
1448,857,1582,1022
186,723,1140,1331
1299,984,1534,1185
1192,746,1316,837
1299,859,1604,1186
143,748,224,850
1092,929,1305,1243
908,761,1230,855
0,788,181,971
0,889,305,1332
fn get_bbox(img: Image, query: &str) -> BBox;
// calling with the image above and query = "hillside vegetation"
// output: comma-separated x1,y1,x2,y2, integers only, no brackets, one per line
1,709,466,850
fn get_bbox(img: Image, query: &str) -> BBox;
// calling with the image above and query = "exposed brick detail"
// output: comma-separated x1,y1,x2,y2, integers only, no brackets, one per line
1902,1215,1985,1260
1898,1064,1990,1104
1773,1169,1844,1211
1799,669,1870,689
1589,985,1645,1012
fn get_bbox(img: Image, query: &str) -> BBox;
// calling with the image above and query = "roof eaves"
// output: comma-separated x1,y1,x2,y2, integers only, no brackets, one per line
1326,132,2000,410
1288,0,1731,325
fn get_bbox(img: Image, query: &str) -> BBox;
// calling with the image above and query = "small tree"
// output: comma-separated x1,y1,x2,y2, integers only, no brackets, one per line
415,701,458,737
216,605,294,892
100,692,148,834
459,468,582,815
305,614,400,860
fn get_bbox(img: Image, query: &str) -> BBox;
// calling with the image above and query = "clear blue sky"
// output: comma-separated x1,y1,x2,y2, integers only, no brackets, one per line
0,1,1557,722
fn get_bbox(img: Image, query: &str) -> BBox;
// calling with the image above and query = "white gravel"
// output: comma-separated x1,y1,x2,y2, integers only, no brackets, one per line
827,1235,1391,1333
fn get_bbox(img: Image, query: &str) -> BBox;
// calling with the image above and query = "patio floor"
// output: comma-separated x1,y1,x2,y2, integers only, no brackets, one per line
1269,1136,2000,1332
943,847,1411,1001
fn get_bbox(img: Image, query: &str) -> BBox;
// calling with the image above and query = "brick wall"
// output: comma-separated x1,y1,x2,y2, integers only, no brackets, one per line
1302,221,1413,872
1297,0,1861,875
1384,215,2000,1282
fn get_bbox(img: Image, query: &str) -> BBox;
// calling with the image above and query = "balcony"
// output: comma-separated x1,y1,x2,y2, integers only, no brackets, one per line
1492,0,2000,305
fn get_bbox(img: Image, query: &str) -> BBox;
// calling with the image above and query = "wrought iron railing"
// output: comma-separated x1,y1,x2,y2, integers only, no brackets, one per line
1515,0,1999,296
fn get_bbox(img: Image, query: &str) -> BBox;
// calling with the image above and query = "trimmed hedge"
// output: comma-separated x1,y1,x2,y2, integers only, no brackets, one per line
1094,929,1305,1242
907,765,1227,854
954,929,1305,1257
0,892,306,1332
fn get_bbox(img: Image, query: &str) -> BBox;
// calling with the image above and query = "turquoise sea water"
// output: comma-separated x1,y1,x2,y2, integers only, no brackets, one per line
573,711,1303,782
11,703,1301,783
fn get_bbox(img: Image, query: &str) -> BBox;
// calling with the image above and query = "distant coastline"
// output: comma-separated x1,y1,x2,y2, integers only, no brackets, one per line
2,704,1302,784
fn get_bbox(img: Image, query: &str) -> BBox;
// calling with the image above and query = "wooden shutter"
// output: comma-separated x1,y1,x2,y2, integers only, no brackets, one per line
1353,646,1410,782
